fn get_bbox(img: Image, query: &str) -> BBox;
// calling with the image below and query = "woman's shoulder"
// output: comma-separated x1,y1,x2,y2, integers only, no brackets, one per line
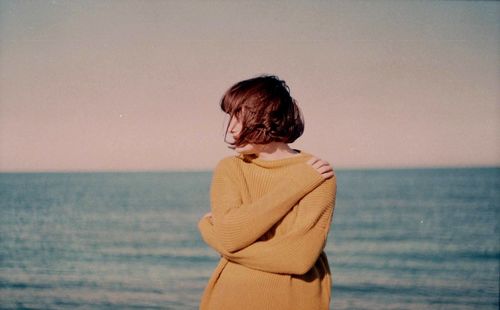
300,150,337,187
213,155,242,172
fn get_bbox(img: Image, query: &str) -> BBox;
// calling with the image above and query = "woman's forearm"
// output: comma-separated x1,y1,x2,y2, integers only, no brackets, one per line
210,160,325,253
200,177,336,274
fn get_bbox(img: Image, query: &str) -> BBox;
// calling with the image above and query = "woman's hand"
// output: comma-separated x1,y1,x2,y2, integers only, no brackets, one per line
306,156,335,179
203,212,214,224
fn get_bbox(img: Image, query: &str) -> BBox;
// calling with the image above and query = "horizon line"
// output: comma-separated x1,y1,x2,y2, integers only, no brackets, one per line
1,164,499,174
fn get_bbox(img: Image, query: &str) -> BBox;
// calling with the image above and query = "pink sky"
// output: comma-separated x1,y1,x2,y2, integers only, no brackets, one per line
0,0,498,172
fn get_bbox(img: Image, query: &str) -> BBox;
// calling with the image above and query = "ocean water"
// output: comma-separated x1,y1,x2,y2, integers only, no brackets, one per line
0,167,498,309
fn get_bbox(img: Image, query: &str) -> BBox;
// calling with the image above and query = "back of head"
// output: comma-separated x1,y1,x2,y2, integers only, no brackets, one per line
220,74,305,148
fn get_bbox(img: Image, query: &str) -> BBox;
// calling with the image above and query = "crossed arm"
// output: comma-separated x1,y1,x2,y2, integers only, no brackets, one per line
198,177,336,274
206,159,326,253
198,159,337,274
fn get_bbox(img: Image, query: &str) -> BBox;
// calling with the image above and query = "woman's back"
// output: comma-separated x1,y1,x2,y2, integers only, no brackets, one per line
198,150,336,309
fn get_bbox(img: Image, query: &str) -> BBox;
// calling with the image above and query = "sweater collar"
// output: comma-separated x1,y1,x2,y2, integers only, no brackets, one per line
238,149,311,168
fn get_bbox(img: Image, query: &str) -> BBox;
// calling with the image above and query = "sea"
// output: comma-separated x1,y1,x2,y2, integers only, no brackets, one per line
0,167,498,310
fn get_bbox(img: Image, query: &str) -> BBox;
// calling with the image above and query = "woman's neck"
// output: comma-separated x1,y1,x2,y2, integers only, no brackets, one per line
254,142,300,161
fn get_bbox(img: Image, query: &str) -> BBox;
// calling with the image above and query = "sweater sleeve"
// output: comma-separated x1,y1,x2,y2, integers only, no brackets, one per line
209,159,325,253
199,175,336,275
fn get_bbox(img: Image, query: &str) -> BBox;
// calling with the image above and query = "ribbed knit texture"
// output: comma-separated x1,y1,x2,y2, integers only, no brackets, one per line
198,149,337,310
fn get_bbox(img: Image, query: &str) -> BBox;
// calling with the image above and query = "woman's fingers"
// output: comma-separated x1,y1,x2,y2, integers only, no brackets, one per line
306,156,320,166
306,156,335,179
203,212,214,224
321,170,335,179
314,161,332,172
307,156,328,170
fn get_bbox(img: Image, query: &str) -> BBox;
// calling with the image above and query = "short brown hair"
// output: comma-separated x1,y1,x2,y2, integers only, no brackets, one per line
220,74,304,148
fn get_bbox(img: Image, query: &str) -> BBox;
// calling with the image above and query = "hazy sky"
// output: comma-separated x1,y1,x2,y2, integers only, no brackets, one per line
0,0,498,172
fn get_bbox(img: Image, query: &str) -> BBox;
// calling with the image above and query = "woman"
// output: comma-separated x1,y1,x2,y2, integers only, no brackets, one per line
198,75,337,310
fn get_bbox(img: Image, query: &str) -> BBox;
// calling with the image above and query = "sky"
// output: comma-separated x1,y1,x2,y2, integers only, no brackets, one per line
0,0,498,172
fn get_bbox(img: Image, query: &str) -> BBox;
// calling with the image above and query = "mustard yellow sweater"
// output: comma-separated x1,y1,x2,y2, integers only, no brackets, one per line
198,149,337,310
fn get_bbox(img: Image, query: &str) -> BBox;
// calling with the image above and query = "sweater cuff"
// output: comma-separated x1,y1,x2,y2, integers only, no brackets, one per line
198,216,212,233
